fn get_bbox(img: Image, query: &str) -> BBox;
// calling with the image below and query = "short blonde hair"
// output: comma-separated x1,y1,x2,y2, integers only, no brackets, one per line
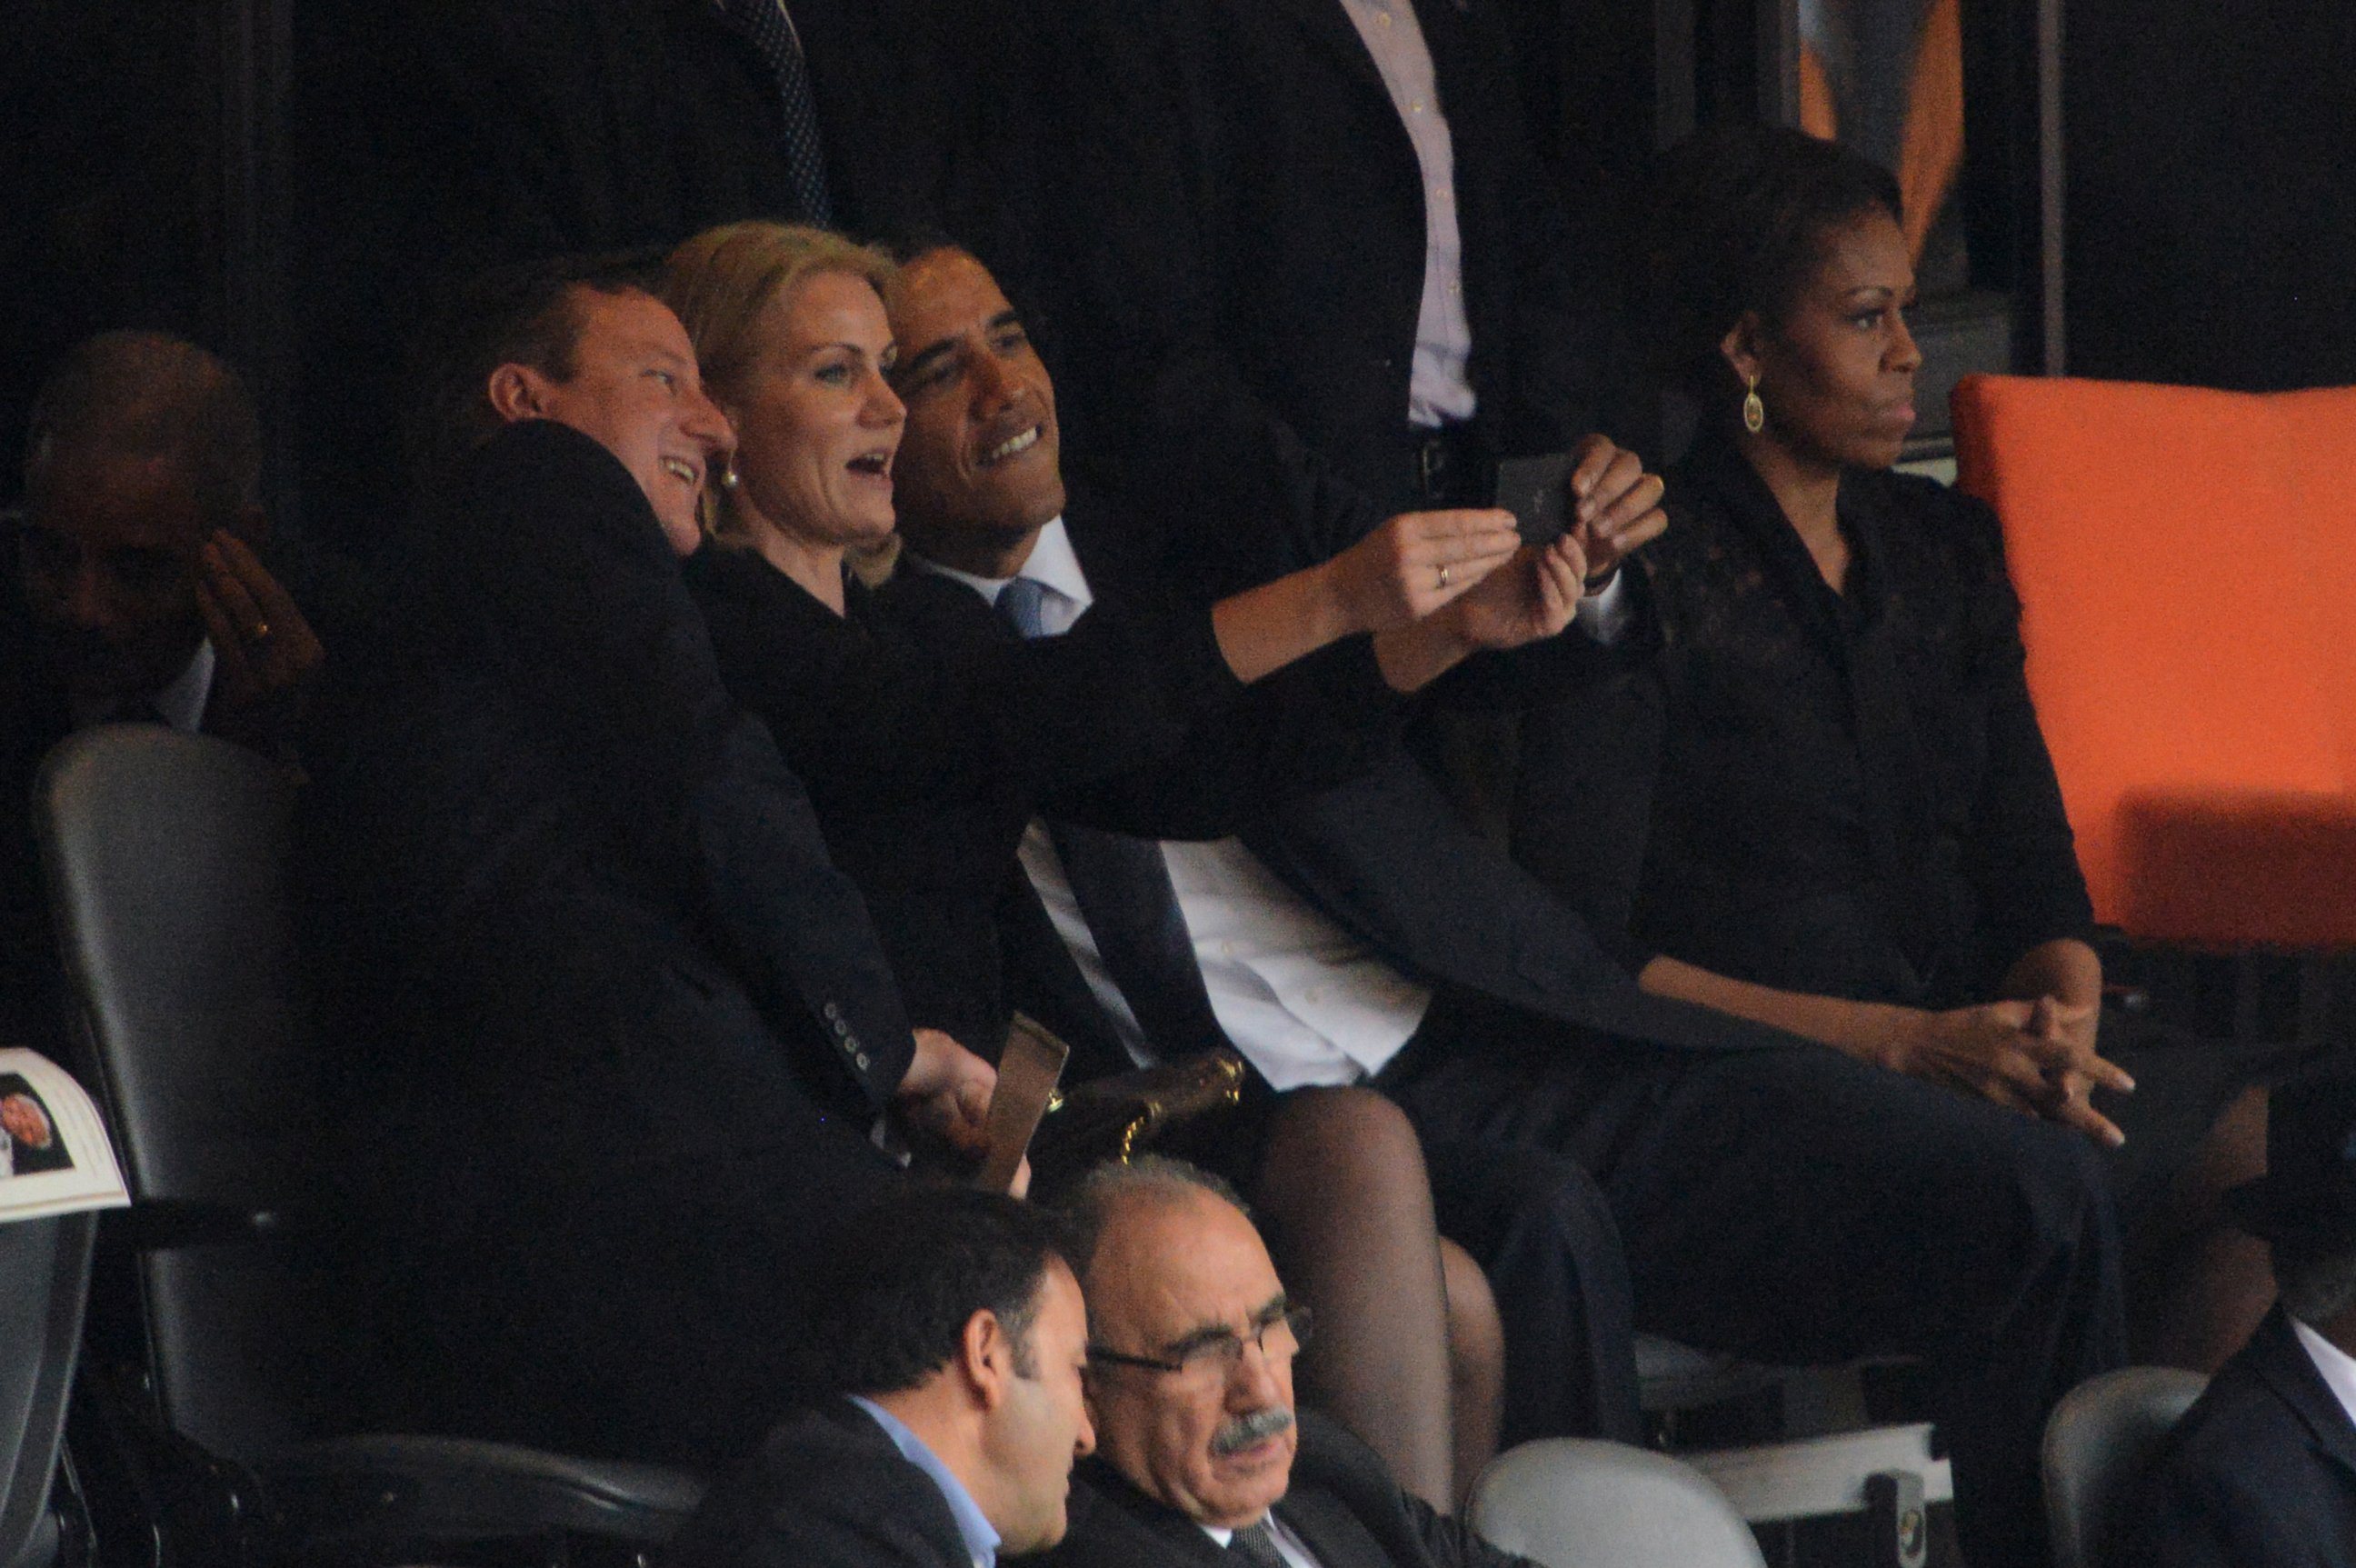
660,221,898,548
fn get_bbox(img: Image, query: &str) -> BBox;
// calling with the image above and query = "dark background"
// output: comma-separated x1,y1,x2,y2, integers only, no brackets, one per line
5,0,2354,531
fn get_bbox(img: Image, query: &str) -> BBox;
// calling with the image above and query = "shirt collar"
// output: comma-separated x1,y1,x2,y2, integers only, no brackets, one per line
2291,1316,2356,1433
848,1395,1002,1568
905,516,1095,613
68,637,215,733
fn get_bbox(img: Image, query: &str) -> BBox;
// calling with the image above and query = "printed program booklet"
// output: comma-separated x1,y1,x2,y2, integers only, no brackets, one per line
0,1048,128,1223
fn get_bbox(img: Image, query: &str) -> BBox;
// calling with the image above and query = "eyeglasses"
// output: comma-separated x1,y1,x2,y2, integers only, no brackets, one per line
1087,1304,1314,1383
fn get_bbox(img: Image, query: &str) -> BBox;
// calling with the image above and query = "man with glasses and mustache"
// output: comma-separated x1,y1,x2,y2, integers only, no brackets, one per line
1040,1157,1541,1568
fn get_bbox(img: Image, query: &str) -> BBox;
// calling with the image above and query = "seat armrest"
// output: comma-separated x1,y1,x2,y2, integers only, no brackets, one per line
109,1199,289,1252
263,1435,705,1549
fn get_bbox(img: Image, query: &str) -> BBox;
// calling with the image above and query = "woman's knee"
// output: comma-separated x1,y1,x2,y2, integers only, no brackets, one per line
1441,1237,1505,1369
1257,1085,1433,1216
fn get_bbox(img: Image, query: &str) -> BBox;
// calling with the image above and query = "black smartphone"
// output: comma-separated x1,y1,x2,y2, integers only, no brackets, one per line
1495,452,1574,546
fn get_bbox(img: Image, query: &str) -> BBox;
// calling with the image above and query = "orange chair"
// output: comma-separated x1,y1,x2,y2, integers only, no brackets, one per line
1951,375,2356,950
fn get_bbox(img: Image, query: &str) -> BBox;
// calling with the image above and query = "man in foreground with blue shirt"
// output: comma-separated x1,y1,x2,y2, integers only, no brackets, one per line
668,1189,1094,1568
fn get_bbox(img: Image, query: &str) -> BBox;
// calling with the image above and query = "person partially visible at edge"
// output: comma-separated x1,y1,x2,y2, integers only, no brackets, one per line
2,330,324,1042
2121,1067,2356,1566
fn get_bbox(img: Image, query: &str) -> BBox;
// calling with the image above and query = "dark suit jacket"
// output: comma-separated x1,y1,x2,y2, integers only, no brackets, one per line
2119,1304,2356,1568
666,1397,976,1568
301,421,913,1464
1038,0,1621,586
1026,1411,1535,1568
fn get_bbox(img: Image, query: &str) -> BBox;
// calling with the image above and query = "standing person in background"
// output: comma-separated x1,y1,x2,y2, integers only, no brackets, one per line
294,0,963,556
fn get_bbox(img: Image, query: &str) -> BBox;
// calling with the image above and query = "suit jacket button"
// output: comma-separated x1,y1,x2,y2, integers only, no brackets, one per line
854,1053,871,1072
823,1002,843,1023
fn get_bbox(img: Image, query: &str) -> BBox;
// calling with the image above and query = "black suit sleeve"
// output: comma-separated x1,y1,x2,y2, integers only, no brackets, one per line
1044,636,1408,839
431,422,914,1105
2118,1463,2315,1568
711,559,1247,826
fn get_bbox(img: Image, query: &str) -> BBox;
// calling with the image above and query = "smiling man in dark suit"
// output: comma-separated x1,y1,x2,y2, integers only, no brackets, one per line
1033,1157,1540,1568
304,255,1002,1466
881,232,2124,1568
2121,1069,2356,1566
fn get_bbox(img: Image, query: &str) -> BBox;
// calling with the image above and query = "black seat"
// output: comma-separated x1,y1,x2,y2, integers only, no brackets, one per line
0,1211,95,1568
35,725,704,1563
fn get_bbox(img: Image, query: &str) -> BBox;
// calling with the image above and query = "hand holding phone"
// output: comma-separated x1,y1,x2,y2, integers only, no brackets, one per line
1494,452,1574,546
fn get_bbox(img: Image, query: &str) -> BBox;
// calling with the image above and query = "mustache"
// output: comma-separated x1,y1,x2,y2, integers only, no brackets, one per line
1209,1404,1295,1457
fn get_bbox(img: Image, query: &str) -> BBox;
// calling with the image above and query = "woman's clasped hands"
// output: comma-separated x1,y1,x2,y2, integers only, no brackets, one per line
1887,995,2135,1147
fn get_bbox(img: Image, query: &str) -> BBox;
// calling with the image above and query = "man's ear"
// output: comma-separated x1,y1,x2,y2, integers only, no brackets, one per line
486,363,553,424
1719,313,1765,389
961,1309,1015,1412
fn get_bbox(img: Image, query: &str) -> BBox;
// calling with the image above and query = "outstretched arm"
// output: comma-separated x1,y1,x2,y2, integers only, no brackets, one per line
1210,508,1522,683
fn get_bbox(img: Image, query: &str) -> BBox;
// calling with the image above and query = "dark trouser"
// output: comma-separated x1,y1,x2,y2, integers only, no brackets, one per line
1383,991,2126,1568
1419,1133,1642,1446
354,930,905,1470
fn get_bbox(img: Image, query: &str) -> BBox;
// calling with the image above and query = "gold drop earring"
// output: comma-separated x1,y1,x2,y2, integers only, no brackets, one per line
1742,374,1765,434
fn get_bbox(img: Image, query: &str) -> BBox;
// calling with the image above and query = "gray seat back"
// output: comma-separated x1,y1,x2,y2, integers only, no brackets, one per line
1470,1437,1769,1568
35,726,324,1465
0,1213,95,1568
2042,1364,2207,1568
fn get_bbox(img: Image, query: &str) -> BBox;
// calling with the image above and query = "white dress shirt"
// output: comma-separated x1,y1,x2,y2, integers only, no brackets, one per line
67,639,215,734
1338,0,1476,429
2291,1316,2356,1433
909,521,1433,1089
907,519,1632,1086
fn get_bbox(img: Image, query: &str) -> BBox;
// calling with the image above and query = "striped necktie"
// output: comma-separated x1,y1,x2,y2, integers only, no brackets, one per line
1226,1520,1289,1567
997,576,1234,1064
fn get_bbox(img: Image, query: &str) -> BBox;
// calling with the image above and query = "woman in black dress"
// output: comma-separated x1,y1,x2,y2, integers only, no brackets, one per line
1513,126,2275,1372
660,221,1592,1503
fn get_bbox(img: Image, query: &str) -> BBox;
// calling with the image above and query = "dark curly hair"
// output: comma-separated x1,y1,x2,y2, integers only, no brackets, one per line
799,1188,1078,1395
